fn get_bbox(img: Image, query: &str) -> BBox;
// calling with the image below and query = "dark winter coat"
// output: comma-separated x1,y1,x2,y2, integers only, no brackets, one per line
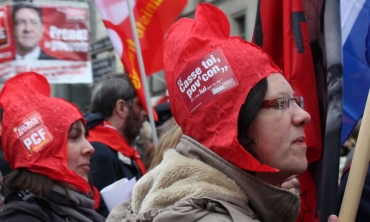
0,185,105,222
85,113,143,217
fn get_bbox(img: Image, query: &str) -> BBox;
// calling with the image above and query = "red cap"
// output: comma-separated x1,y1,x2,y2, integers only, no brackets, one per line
0,72,90,193
164,3,282,172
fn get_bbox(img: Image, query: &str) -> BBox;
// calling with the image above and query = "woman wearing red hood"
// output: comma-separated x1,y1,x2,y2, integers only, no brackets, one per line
0,72,105,222
107,3,340,222
106,3,305,222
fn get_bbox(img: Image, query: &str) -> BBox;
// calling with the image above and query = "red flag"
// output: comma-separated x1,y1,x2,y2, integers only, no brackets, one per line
94,0,187,119
254,1,323,221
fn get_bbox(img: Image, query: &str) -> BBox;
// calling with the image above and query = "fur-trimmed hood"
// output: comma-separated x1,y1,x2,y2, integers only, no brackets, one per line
132,148,245,214
107,136,300,222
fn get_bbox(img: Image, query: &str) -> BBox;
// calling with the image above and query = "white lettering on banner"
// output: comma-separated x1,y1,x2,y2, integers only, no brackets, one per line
49,26,88,41
64,8,87,21
12,62,91,83
0,63,12,78
12,61,92,84
22,128,47,151
0,27,5,39
0,8,9,48
0,51,11,59
46,41,89,52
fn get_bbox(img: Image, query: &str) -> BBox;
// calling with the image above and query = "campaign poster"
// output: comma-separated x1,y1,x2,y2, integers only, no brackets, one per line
0,2,92,84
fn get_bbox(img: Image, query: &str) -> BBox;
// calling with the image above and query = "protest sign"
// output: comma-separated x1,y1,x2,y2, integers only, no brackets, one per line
0,2,92,84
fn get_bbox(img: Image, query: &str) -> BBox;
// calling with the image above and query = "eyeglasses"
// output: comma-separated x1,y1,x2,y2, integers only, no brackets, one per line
262,94,304,110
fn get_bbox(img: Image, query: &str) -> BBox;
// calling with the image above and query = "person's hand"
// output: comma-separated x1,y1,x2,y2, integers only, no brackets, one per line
280,176,300,195
328,214,339,222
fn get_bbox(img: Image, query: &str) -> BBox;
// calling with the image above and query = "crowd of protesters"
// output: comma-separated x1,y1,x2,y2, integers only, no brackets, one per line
0,2,354,222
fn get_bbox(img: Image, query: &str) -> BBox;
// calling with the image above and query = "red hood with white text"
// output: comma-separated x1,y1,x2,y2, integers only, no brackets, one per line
0,72,90,193
164,3,282,172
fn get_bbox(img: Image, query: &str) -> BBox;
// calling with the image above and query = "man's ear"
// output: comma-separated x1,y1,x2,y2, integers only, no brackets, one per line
114,99,129,119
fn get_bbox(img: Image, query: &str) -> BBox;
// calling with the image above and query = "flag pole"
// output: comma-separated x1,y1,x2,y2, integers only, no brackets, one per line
339,90,370,221
126,0,158,147
320,0,343,219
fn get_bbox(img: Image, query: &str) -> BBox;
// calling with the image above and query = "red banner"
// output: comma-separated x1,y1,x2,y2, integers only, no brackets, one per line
0,6,14,64
95,0,188,121
254,1,323,221
41,7,89,61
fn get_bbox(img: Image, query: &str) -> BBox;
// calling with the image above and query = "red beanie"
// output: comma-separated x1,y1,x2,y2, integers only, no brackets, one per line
0,72,90,193
164,3,282,172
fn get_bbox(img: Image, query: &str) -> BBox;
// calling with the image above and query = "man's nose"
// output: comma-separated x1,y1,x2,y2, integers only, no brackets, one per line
24,22,33,31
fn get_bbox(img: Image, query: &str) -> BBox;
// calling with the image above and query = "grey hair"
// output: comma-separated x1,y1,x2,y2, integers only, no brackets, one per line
89,73,136,117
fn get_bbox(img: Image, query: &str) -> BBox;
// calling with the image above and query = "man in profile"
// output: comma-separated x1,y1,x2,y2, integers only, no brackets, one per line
85,73,147,217
12,2,56,60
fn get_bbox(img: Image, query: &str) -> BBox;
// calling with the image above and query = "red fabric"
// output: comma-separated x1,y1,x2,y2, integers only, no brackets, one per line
154,94,169,106
40,6,89,61
92,186,100,210
0,72,90,193
257,0,322,164
88,121,146,175
255,1,322,221
95,0,188,121
297,170,317,221
164,3,282,172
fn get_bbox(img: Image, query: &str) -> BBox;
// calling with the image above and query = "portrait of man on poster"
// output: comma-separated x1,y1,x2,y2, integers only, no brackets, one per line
12,2,56,60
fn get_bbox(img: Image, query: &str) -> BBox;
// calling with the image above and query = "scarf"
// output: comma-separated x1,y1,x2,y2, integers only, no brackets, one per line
49,185,105,222
88,121,146,175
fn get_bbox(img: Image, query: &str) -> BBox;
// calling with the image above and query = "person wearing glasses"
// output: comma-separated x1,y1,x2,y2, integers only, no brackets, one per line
85,73,147,217
106,3,317,222
12,2,56,60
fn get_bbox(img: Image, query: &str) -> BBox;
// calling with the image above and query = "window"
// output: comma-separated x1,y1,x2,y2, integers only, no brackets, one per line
234,15,246,39
149,71,166,96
